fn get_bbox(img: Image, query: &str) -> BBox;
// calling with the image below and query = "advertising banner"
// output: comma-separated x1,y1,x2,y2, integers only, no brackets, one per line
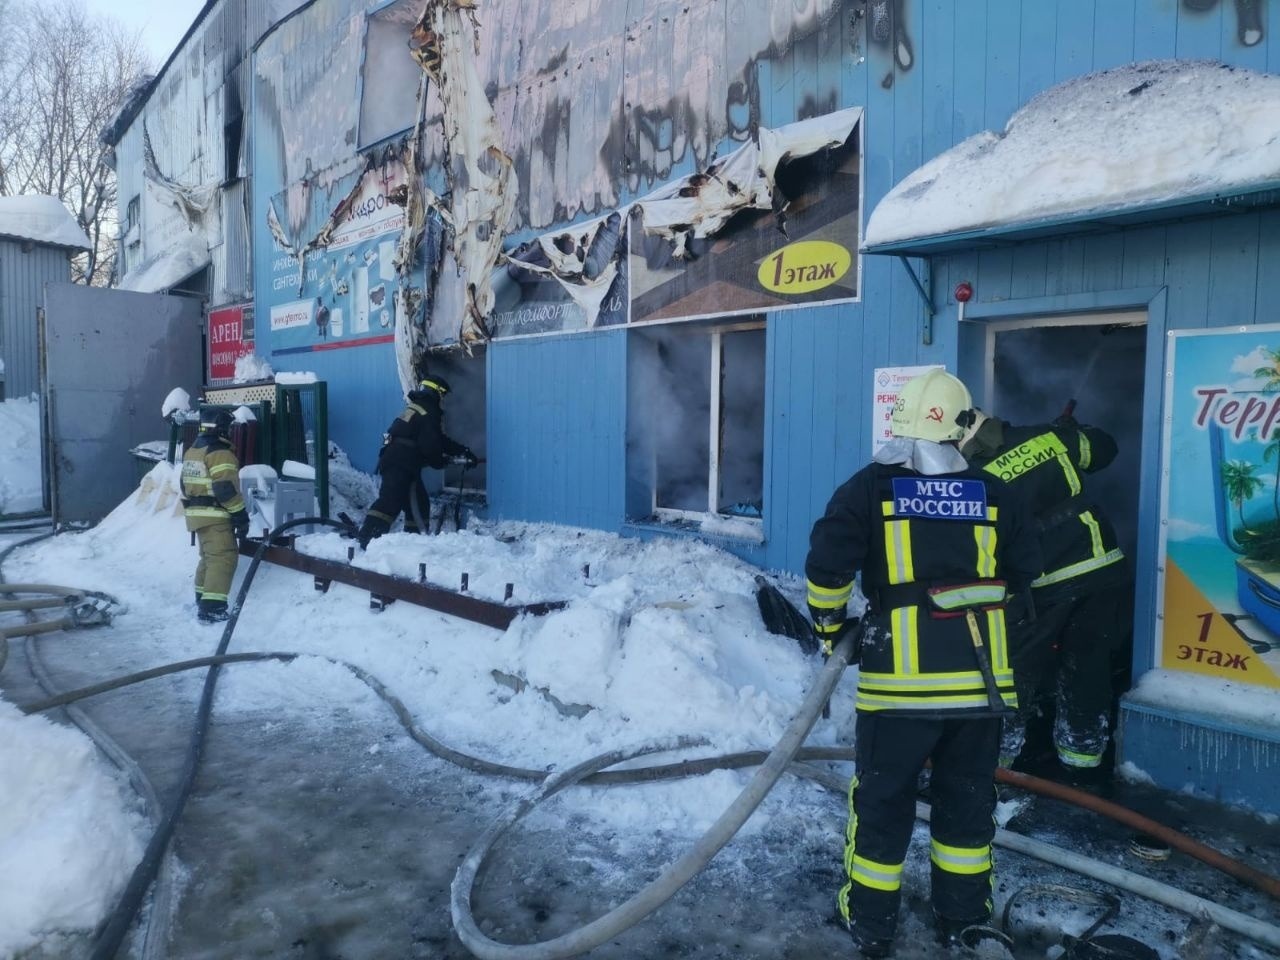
266,161,407,357
628,124,860,325
208,302,256,384
488,214,629,341
1159,327,1280,689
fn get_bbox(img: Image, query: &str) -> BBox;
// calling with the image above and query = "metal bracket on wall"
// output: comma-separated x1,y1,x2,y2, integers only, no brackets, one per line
896,256,936,345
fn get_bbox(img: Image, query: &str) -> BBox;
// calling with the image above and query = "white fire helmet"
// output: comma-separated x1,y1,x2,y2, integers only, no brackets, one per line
890,370,973,443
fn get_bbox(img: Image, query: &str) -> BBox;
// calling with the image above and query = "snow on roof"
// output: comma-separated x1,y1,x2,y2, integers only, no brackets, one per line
0,195,90,251
117,233,209,293
864,60,1280,248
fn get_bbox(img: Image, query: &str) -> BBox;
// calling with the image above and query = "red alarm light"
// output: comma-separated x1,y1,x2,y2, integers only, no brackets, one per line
954,281,973,303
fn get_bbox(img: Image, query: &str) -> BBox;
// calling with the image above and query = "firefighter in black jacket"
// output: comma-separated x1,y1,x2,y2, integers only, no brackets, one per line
357,374,477,548
961,407,1132,775
806,370,1041,958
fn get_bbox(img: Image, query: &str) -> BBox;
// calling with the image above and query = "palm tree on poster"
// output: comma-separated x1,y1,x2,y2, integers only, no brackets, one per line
1252,347,1280,389
1265,431,1280,521
1222,459,1265,537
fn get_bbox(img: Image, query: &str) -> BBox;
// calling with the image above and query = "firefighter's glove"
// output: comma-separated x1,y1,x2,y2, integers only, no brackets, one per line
1053,413,1079,431
809,603,847,658
230,509,250,540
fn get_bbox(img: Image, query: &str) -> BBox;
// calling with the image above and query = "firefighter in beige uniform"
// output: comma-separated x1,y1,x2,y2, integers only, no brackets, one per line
181,409,250,623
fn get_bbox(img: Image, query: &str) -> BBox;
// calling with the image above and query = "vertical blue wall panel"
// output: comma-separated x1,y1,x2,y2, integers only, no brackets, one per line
984,1,1022,129
1133,2,1177,60
1175,2,1225,59
487,331,625,532
1093,0,1136,70
1205,215,1262,329
1054,0,1096,81
1256,216,1280,326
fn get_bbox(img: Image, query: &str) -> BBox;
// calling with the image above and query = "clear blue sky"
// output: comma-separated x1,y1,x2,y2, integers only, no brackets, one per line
83,0,206,68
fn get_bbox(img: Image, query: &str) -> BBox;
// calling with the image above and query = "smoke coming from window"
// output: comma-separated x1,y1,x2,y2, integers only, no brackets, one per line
627,322,765,519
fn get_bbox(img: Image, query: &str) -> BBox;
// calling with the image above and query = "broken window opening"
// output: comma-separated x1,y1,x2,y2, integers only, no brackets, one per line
224,115,244,185
125,195,141,235
357,12,423,151
627,319,765,528
425,346,488,501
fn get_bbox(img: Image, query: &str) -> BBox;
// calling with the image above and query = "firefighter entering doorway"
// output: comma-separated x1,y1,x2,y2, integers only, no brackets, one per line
968,315,1145,779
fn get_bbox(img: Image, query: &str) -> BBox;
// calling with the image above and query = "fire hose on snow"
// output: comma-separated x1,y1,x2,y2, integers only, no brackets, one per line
4,518,1280,959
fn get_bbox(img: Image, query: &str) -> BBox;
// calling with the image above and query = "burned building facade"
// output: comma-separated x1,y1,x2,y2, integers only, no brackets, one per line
114,0,1280,811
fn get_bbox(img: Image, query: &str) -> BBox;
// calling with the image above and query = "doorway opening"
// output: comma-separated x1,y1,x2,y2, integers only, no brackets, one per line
976,312,1146,562
969,311,1147,778
424,346,487,515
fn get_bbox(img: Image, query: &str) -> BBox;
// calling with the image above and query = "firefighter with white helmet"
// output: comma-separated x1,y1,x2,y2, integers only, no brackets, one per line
181,408,250,623
805,369,1041,957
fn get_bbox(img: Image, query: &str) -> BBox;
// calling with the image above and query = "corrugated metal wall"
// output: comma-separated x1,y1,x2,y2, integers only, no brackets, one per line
113,0,254,304
0,240,71,398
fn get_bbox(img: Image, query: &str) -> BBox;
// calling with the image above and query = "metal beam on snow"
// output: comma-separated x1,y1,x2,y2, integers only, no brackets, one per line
239,539,566,630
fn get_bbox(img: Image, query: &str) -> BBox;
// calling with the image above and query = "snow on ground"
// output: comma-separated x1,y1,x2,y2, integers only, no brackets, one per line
0,701,146,958
0,460,852,952
865,60,1280,246
2,460,1278,957
0,397,44,515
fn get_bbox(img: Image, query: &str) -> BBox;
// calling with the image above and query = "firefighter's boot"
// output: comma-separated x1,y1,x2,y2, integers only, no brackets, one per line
357,513,391,549
197,599,229,623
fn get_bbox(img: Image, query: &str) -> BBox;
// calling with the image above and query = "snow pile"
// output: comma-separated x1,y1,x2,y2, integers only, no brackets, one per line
0,397,43,514
234,354,274,383
326,443,378,514
866,60,1280,246
0,195,90,251
117,233,209,293
1128,668,1280,729
5,467,843,843
161,387,192,418
275,371,318,384
0,700,146,957
281,459,315,480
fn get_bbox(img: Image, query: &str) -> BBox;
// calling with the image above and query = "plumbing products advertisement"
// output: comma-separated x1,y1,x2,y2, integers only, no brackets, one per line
267,162,407,355
207,302,256,384
1159,326,1280,690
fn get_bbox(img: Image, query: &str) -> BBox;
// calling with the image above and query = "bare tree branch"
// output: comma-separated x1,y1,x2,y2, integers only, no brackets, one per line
0,0,148,284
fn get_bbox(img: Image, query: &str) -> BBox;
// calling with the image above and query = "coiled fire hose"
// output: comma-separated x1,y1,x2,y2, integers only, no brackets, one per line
7,518,1280,957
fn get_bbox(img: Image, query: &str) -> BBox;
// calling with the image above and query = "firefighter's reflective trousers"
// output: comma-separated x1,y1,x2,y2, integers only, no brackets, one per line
1000,582,1132,769
839,713,1001,942
192,520,238,603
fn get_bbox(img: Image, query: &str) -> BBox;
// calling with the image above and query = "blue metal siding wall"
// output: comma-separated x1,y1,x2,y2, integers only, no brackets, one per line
243,0,1280,563
487,331,627,531
727,0,1280,580
272,340,404,473
938,210,1280,687
0,241,70,398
